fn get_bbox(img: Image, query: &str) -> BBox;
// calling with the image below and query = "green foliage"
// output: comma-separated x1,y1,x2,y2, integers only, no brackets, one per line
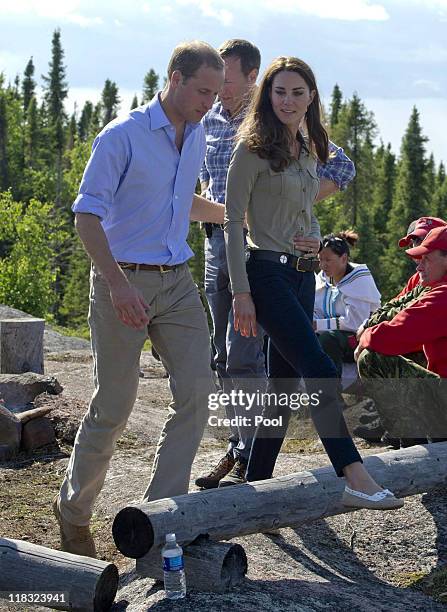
22,57,35,112
0,192,67,317
100,79,120,126
380,107,430,298
142,68,159,103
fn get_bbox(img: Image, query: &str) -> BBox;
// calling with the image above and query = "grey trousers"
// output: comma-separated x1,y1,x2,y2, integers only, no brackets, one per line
59,264,215,525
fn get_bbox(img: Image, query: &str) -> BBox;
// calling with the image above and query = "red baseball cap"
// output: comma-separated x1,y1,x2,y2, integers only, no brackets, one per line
406,226,447,259
398,216,447,247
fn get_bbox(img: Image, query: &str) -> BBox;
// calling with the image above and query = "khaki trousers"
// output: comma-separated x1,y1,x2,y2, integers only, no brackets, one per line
59,264,215,525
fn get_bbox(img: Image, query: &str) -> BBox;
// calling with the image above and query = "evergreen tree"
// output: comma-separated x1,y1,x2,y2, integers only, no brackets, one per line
101,79,120,126
330,84,342,128
22,57,36,112
0,94,8,189
330,93,377,228
426,153,436,212
24,96,39,167
130,94,138,109
432,163,447,219
67,112,77,149
42,29,68,124
142,68,159,103
380,107,429,297
78,100,93,141
41,29,68,206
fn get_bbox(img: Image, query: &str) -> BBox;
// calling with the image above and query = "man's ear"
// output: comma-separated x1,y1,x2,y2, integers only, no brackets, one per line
248,68,258,86
170,70,183,90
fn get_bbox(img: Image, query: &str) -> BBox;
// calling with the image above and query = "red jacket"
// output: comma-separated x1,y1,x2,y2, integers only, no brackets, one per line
361,274,447,377
395,272,420,299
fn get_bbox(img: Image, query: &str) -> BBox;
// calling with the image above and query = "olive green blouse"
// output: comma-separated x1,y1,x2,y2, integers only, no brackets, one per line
224,140,321,294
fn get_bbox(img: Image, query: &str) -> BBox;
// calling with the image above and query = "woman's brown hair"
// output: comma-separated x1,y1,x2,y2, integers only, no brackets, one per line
237,56,329,171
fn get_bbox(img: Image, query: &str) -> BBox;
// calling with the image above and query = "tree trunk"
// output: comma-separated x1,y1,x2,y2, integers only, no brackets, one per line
113,443,447,559
0,318,45,374
0,538,118,611
136,536,247,593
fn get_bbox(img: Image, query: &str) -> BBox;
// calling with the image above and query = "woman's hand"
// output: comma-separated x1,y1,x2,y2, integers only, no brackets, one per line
293,235,320,255
233,293,257,337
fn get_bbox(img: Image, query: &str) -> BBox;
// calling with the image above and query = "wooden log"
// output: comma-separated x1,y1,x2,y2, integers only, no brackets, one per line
0,317,45,374
113,443,447,558
0,537,118,611
16,405,53,424
136,536,247,593
0,400,21,451
21,417,56,451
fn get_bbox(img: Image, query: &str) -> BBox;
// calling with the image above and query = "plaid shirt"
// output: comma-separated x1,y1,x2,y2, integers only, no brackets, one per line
200,101,355,204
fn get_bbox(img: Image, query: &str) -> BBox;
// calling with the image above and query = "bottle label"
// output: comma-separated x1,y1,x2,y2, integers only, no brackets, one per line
163,555,184,571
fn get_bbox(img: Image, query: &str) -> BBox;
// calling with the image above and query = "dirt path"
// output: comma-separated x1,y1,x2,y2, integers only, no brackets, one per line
0,350,446,610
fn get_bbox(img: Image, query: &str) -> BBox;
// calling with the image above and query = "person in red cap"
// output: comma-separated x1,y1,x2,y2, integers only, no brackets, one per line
353,216,447,446
354,225,447,443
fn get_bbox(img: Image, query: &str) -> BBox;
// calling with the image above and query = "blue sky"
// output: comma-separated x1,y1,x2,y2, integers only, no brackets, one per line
1,0,446,163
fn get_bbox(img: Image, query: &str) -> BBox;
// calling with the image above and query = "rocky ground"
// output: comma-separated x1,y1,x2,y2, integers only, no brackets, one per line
0,317,446,611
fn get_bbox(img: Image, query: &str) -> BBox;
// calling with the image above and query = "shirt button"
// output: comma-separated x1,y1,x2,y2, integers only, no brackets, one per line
302,209,305,213
175,195,179,199
303,187,306,192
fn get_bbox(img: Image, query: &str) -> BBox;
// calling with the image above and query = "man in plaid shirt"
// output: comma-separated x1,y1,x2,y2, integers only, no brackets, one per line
195,40,356,489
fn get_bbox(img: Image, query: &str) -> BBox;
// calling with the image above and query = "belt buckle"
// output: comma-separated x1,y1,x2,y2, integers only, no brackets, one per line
159,265,172,273
296,257,315,273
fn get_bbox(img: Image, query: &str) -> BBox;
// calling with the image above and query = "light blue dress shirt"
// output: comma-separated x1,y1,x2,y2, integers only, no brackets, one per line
72,94,206,265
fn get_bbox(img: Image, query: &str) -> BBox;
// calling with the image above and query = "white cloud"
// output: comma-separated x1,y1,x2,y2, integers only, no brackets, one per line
175,0,234,25
260,0,389,21
413,78,441,92
0,0,103,27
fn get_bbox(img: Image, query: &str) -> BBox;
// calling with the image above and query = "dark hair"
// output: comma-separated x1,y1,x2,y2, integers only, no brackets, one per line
167,41,224,80
218,39,261,77
322,230,359,257
237,56,329,171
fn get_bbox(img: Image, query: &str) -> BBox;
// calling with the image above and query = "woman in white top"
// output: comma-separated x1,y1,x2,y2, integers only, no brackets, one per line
314,230,380,377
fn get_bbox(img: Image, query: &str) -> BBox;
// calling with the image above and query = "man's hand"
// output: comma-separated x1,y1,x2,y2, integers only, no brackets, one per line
293,235,320,255
109,277,150,329
233,293,257,338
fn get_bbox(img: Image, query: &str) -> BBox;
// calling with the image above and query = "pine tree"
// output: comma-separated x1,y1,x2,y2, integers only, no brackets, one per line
42,30,68,124
78,101,93,141
130,94,138,109
330,84,343,128
142,69,159,103
0,93,8,189
22,57,36,112
41,29,68,206
426,153,436,212
330,93,377,228
380,107,429,297
24,96,39,167
100,79,120,126
432,163,447,219
67,112,77,149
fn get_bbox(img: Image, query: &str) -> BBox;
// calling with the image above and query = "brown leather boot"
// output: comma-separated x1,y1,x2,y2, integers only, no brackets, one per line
52,496,97,558
195,452,235,489
218,459,247,487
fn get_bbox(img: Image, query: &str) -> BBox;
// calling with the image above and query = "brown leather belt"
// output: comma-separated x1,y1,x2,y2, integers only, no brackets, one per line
118,261,178,273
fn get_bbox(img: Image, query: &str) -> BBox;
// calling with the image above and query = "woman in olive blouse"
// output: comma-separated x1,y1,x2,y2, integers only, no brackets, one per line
224,56,402,510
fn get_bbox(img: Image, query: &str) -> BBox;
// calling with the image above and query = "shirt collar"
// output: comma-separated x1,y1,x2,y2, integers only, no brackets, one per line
147,92,201,132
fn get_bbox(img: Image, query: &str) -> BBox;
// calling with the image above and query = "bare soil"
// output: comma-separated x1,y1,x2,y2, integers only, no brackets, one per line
0,345,446,611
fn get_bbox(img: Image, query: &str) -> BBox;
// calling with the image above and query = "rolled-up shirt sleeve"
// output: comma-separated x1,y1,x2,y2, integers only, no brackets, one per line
224,142,260,294
316,141,355,191
72,126,130,220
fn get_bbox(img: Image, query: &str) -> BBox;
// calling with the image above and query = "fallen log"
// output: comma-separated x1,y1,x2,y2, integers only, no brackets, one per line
0,317,45,374
136,536,247,592
113,443,447,559
0,537,118,611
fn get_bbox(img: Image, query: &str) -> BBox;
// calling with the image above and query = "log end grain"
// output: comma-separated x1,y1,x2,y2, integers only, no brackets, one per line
112,507,154,558
93,563,119,612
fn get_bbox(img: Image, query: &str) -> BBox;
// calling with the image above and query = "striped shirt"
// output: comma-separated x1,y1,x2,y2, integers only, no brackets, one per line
200,101,356,204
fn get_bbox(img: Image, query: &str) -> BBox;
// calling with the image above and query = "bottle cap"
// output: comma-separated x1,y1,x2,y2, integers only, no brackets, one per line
165,533,176,542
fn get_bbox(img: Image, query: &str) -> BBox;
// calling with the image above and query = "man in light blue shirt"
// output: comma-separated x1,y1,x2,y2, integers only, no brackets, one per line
53,41,225,558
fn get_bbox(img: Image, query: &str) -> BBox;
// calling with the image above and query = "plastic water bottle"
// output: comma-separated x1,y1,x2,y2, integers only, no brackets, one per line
162,533,186,599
